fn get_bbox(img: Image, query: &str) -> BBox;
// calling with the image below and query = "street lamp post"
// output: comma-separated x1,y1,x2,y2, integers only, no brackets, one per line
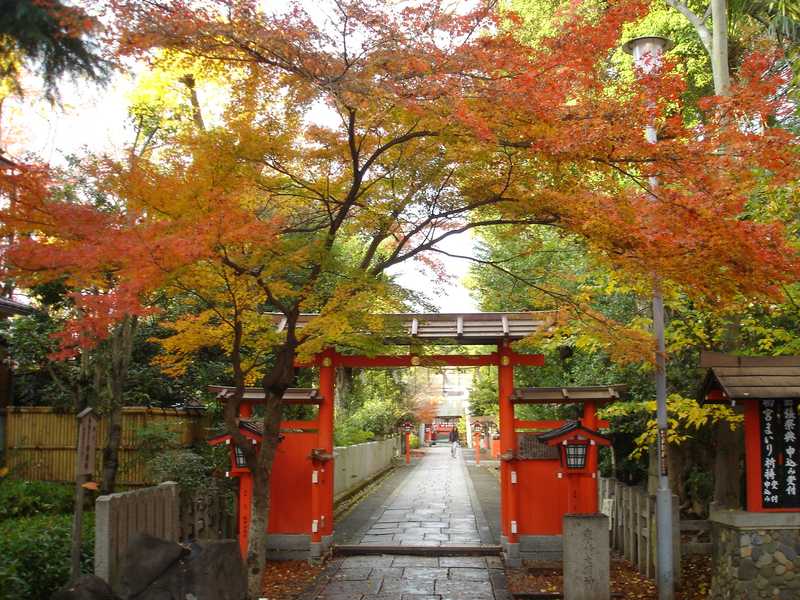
623,35,675,600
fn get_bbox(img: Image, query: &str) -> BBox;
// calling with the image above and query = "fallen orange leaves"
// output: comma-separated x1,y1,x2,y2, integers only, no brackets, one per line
507,555,712,599
260,560,323,600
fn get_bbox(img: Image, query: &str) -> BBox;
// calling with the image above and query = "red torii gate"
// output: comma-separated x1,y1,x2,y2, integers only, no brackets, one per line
210,312,621,563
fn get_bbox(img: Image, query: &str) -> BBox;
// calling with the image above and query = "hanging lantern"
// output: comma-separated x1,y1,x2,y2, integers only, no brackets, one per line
563,439,589,469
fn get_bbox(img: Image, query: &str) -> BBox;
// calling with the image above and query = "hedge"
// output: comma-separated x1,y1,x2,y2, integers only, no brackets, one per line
0,514,93,600
0,479,75,521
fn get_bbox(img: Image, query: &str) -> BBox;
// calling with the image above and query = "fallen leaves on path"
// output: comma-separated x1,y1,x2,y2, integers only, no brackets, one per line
260,560,323,600
507,554,711,599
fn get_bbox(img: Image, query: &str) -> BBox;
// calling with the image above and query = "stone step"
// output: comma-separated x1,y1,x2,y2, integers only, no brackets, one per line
333,544,503,556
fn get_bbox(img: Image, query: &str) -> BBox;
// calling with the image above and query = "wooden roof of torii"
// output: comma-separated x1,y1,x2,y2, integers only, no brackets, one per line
270,311,557,345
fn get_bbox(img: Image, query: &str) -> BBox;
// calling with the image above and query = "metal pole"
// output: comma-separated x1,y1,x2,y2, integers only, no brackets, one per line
653,282,674,599
624,36,675,600
648,90,675,600
644,89,675,600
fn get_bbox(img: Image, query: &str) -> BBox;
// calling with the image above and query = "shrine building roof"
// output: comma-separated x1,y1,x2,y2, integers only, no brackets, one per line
511,385,626,404
700,351,800,400
209,386,322,404
0,297,34,317
270,311,557,344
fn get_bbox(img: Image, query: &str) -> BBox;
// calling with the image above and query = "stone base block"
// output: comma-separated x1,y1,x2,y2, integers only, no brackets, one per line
310,535,334,563
520,535,563,562
504,541,521,568
265,534,312,560
710,509,800,600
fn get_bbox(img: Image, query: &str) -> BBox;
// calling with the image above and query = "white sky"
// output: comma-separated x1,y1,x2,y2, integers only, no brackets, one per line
3,70,480,312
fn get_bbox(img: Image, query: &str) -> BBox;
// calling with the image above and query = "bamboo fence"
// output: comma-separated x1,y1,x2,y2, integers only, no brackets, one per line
1,406,207,486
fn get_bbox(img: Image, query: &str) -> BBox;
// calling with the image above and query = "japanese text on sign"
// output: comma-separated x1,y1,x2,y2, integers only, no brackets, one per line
760,399,800,508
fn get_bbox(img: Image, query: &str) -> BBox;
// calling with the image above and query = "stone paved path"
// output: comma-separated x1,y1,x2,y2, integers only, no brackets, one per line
310,447,509,599
313,554,509,600
357,446,484,546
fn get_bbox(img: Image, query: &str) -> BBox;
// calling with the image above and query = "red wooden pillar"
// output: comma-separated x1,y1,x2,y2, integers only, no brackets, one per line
498,341,518,542
744,400,762,511
238,472,253,556
240,401,253,419
566,474,579,514
317,349,336,538
582,401,599,513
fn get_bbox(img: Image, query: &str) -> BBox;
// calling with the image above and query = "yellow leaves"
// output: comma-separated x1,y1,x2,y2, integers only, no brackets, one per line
152,309,227,376
600,394,743,458
295,280,406,362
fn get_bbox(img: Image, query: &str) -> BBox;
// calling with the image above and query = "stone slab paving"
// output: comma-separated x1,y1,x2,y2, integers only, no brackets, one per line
312,554,510,600
358,446,483,547
311,447,510,599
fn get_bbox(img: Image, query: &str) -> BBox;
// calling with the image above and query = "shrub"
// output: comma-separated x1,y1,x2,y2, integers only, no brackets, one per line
334,418,375,446
0,479,75,521
0,513,93,600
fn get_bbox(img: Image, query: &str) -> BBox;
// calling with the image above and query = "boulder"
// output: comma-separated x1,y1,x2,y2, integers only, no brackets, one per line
119,534,188,599
120,538,246,600
51,575,120,600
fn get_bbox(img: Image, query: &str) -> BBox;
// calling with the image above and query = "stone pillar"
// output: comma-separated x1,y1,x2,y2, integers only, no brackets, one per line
563,514,610,600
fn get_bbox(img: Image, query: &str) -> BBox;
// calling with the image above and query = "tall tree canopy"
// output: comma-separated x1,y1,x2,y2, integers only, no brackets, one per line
3,0,799,594
0,0,108,98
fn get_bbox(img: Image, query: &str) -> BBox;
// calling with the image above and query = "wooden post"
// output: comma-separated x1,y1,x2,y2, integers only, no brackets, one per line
474,433,481,465
498,342,517,542
238,473,253,557
566,474,579,514
405,431,411,464
72,407,98,581
318,349,336,538
743,399,762,511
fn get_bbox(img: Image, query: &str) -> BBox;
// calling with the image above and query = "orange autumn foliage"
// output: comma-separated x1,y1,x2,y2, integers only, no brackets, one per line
2,1,798,592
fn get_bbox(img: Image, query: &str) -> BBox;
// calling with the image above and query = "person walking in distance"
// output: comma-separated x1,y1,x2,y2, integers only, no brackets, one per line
449,426,459,458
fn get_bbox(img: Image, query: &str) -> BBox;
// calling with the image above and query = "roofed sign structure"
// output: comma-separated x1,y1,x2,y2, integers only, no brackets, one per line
701,351,800,512
700,351,800,400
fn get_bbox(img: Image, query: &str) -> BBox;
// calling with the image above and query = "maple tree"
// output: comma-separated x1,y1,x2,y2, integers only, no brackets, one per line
3,0,799,595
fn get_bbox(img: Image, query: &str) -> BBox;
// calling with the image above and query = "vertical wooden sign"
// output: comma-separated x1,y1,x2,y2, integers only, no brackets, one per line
71,407,99,581
76,407,99,476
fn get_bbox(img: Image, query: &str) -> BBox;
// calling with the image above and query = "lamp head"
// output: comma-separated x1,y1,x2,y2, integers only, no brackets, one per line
622,36,674,74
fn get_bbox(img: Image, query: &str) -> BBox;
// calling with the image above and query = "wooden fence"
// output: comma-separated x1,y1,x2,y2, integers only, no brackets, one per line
599,477,711,585
1,406,207,486
95,482,235,589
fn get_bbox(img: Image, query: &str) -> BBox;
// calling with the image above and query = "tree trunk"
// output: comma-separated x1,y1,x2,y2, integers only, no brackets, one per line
245,339,296,599
99,315,137,495
246,392,283,598
713,416,744,508
100,405,123,496
710,0,731,95
668,441,688,508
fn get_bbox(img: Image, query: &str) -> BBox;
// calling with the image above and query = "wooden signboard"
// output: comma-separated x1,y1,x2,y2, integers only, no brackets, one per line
72,407,98,580
76,407,99,476
759,399,800,509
